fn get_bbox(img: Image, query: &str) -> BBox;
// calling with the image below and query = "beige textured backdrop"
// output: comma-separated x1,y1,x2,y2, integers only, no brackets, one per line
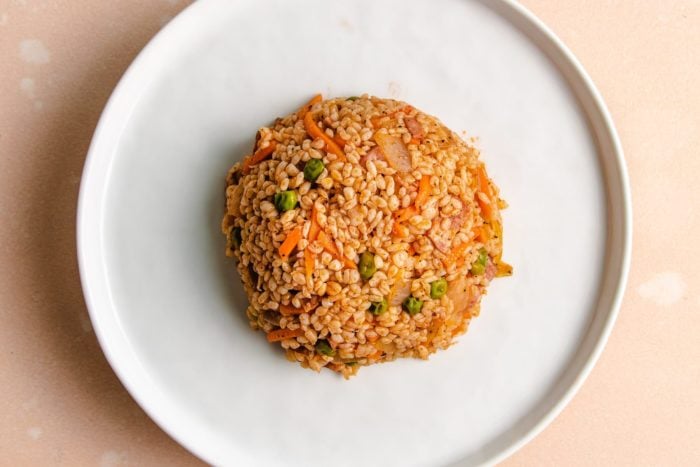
1,1,698,465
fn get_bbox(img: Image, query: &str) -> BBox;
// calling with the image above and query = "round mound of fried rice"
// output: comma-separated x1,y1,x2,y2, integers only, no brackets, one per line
222,94,511,378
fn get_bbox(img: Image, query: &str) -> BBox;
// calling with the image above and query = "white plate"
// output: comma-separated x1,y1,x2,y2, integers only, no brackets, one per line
77,0,631,465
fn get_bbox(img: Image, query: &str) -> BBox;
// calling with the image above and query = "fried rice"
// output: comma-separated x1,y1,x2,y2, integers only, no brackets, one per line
222,94,511,378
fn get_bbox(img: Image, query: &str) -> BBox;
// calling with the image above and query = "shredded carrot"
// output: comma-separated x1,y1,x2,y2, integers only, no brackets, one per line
304,248,315,282
476,165,493,196
303,111,346,161
278,226,302,261
316,230,340,257
409,137,421,145
395,206,417,223
391,176,429,238
266,328,304,342
414,175,432,209
445,240,471,267
307,205,352,271
316,230,356,269
477,194,495,222
475,165,496,221
308,205,321,241
242,141,277,173
407,243,417,256
392,222,410,238
474,225,490,243
279,304,306,316
342,256,357,269
298,94,322,119
476,196,496,221
371,105,415,130
370,115,388,129
333,134,347,149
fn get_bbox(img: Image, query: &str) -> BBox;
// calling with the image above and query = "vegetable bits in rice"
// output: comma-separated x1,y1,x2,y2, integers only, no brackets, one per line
222,94,512,378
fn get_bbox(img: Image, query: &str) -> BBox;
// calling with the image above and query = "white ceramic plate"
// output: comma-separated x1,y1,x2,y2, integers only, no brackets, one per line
77,0,631,465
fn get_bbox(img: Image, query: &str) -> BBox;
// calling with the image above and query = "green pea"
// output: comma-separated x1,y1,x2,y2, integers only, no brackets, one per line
273,190,298,212
358,251,377,280
303,158,325,182
370,298,388,316
470,248,489,276
315,339,335,357
402,296,423,316
347,96,359,101
230,227,242,249
430,278,448,299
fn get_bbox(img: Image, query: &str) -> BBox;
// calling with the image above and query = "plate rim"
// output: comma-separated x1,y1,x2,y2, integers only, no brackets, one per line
76,0,632,465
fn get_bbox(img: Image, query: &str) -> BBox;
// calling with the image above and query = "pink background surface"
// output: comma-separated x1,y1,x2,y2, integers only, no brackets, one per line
1,0,698,465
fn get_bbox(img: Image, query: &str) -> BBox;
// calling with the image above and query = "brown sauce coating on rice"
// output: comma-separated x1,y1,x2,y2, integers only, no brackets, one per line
222,94,511,378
